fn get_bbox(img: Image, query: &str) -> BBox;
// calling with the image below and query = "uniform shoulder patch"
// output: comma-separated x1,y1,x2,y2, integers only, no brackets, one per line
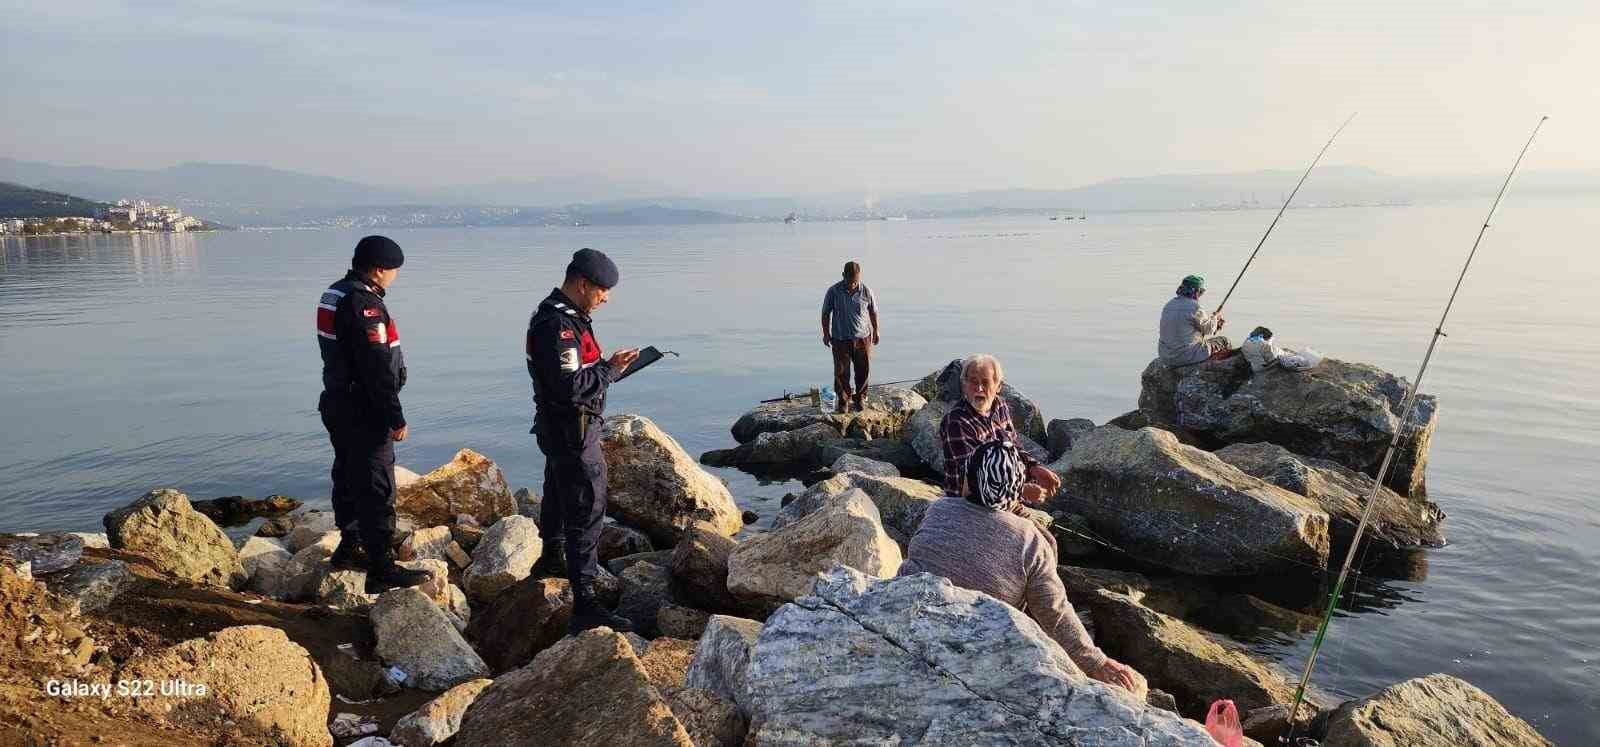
559,329,575,340
362,307,381,318
559,348,580,372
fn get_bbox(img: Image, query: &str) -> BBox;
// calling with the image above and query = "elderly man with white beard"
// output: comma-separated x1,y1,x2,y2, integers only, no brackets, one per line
936,353,1061,504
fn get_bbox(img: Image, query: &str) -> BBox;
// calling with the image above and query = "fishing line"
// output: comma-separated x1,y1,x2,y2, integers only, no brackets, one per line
1215,113,1357,316
1283,115,1549,741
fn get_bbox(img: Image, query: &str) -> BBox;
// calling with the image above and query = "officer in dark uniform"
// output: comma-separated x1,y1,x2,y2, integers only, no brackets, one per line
316,235,432,594
526,248,640,633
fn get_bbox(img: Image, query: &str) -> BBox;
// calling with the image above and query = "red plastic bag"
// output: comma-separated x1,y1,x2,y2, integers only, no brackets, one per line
1205,699,1242,747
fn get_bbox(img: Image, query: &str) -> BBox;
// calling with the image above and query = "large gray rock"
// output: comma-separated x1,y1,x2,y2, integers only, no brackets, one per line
730,388,926,443
372,587,489,691
1054,426,1331,576
815,437,930,477
1322,673,1551,747
618,561,675,637
726,489,902,613
316,569,377,611
237,536,293,595
283,509,339,552
669,523,740,614
770,471,944,545
1216,442,1445,549
464,577,573,674
462,515,541,603
829,452,899,477
1145,357,1438,497
42,559,131,615
600,523,655,562
394,448,518,528
390,677,494,747
1047,417,1097,460
667,687,748,747
455,628,693,747
701,422,841,469
914,359,1048,443
683,615,763,707
398,525,455,562
103,488,247,589
906,399,1048,476
602,414,744,547
743,567,1214,745
1,533,83,574
265,531,340,600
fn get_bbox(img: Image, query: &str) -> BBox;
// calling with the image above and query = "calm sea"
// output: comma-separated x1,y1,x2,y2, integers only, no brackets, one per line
2,200,1596,743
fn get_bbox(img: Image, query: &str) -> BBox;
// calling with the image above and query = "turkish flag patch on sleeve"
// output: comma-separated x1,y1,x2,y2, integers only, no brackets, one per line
559,329,575,340
362,307,381,318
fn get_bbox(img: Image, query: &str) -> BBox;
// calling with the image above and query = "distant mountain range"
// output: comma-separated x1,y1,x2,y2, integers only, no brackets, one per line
0,181,108,219
2,156,1597,228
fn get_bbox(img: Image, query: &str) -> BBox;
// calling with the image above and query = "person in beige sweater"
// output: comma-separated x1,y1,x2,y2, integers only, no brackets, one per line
898,440,1147,698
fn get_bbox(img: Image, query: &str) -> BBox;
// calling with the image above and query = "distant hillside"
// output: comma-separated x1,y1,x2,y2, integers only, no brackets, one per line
0,181,107,219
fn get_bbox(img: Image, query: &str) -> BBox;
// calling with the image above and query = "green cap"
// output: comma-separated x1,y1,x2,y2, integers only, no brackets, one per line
1181,274,1206,289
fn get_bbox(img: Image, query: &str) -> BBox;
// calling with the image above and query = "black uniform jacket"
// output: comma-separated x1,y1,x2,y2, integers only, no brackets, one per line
526,288,616,423
317,271,407,430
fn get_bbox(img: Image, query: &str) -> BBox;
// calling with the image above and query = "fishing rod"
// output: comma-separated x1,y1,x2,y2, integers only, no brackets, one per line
1214,113,1357,317
1284,115,1548,741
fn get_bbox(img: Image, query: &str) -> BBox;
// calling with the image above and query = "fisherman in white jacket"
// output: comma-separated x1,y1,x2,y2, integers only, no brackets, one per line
1158,274,1232,367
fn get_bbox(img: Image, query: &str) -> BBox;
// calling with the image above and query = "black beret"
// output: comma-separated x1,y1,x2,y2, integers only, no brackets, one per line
567,247,619,288
353,235,404,269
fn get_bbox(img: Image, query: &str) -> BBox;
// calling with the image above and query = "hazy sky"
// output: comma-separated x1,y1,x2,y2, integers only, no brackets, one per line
3,1,1595,195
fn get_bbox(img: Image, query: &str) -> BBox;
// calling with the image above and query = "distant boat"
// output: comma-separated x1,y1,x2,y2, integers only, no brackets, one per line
884,215,908,221
784,212,797,224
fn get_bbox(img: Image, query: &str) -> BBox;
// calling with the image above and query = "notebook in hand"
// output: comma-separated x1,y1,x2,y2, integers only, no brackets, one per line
615,345,665,382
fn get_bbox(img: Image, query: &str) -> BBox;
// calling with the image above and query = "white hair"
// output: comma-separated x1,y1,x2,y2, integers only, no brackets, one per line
960,353,1003,384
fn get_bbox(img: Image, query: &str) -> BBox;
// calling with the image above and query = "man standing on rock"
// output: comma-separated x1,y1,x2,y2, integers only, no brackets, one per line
939,354,1061,505
820,260,880,413
526,248,640,633
1158,274,1232,367
316,235,433,594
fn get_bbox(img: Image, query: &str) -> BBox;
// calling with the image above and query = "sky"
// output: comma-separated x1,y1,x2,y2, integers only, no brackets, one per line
2,1,1596,196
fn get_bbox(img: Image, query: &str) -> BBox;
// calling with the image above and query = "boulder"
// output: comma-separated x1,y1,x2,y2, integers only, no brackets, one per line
462,515,541,603
701,422,841,469
1053,426,1331,575
372,587,489,691
814,437,929,477
610,549,677,577
667,688,747,747
914,359,1048,442
455,628,693,746
237,536,293,596
657,604,713,639
398,525,455,562
398,558,452,610
282,508,339,551
637,636,696,690
1046,417,1096,460
41,558,131,615
1149,356,1438,497
1322,673,1551,747
727,489,902,613
1216,442,1445,549
263,532,340,601
513,487,540,519
618,561,675,637
121,625,332,747
602,414,744,547
683,614,763,707
394,448,518,528
465,576,573,673
390,677,493,747
0,532,83,574
189,494,301,525
600,523,656,562
743,567,1214,745
103,488,247,589
668,523,740,614
316,570,377,611
69,532,110,549
450,524,484,553
829,452,899,477
729,388,926,443
905,400,953,474
770,471,943,545
1072,588,1322,732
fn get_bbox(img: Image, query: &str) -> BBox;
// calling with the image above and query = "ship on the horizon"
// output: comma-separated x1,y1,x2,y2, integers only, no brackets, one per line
784,212,797,224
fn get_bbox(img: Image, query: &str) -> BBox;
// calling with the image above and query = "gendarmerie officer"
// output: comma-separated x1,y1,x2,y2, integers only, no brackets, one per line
526,248,639,633
316,235,432,594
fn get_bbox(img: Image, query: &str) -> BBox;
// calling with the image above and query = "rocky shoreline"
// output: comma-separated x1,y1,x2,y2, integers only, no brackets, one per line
0,356,1550,745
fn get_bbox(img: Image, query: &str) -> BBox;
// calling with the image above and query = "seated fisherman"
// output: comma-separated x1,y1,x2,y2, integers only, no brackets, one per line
900,440,1147,698
1158,274,1232,367
938,353,1059,505
1241,326,1322,373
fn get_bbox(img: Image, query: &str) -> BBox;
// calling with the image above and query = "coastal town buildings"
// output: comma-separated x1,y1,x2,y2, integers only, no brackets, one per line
0,199,208,235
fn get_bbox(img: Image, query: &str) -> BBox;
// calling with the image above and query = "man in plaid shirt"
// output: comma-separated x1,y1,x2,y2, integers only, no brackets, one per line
939,354,1061,504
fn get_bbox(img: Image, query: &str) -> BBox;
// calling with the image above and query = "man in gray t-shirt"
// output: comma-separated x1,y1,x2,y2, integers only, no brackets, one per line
820,261,880,412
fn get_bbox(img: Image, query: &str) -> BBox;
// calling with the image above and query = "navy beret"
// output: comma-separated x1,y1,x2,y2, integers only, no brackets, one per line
567,248,619,289
353,235,404,269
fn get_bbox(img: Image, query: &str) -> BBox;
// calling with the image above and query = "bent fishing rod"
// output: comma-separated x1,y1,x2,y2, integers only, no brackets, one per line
1214,113,1357,317
1284,115,1548,741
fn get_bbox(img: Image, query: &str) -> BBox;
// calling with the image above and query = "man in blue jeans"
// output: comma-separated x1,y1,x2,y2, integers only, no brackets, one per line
819,261,881,412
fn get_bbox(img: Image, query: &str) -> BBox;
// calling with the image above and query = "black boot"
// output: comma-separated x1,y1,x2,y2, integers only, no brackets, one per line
329,533,368,570
364,547,433,595
530,540,567,578
568,581,633,634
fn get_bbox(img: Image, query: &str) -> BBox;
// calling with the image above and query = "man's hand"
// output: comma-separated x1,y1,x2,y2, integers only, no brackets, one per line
1027,464,1061,496
1216,314,1226,330
872,332,881,345
390,425,409,442
822,333,832,347
1089,659,1147,699
609,347,641,371
1020,483,1044,505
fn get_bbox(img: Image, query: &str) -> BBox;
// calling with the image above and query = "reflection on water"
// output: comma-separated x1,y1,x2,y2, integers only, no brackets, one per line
1,201,1597,743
